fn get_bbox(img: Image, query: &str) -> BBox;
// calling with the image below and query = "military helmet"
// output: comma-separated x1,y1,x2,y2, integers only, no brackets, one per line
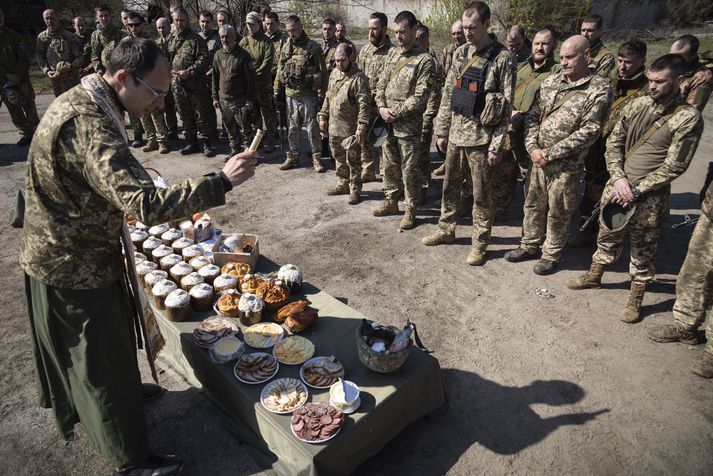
601,201,637,232
366,115,388,147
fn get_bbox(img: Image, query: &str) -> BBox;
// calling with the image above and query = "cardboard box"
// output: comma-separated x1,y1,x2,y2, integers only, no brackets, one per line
212,233,260,270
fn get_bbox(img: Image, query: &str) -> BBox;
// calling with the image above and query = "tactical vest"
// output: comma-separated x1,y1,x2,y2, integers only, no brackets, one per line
282,41,321,91
450,43,504,118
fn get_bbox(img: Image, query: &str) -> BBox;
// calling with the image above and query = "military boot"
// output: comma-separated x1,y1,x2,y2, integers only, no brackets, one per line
619,281,646,323
399,206,416,230
327,184,349,196
504,247,539,262
131,134,144,148
279,153,299,170
203,139,216,158
142,139,159,152
433,163,446,176
158,142,170,154
180,139,200,155
348,191,361,205
533,258,556,275
691,351,713,379
312,153,326,173
566,262,605,290
646,322,698,345
421,230,456,246
466,248,485,266
373,200,399,217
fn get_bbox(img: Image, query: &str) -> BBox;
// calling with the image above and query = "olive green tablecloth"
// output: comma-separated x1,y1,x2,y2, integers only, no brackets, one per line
150,280,447,475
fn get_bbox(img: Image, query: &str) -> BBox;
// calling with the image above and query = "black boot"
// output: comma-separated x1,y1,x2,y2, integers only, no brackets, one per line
203,139,216,157
112,454,182,476
131,134,144,148
180,139,200,155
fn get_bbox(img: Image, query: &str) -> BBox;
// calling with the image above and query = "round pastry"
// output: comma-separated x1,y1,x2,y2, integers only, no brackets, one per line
172,237,194,256
136,260,158,285
134,252,147,264
180,271,204,292
130,230,148,249
151,244,173,264
214,273,238,292
143,270,168,293
189,255,212,271
255,279,289,311
159,253,183,272
240,274,264,294
278,264,303,293
148,223,169,237
170,261,194,283
161,228,183,246
238,293,264,326
182,244,204,262
189,283,214,311
216,289,241,317
164,288,191,322
221,262,252,281
135,221,148,231
198,264,221,285
142,236,162,256
152,279,177,310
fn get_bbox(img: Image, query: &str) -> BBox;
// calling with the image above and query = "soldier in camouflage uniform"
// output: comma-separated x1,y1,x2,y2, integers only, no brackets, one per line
0,7,38,146
72,17,92,76
213,25,256,159
240,12,276,152
506,25,532,67
89,5,125,75
372,10,435,230
670,35,713,111
421,2,516,265
580,14,615,78
335,22,357,61
567,54,703,324
167,7,215,157
265,12,289,148
274,15,328,172
21,36,257,474
199,11,221,141
321,18,339,74
504,35,612,275
571,40,649,246
318,43,371,204
37,9,83,97
492,28,559,219
155,17,178,140
357,12,395,182
647,179,713,378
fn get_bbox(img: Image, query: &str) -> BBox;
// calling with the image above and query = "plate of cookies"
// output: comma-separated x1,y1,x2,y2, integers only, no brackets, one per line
260,378,309,414
233,352,279,384
243,322,284,348
300,356,345,389
193,316,241,348
273,336,315,365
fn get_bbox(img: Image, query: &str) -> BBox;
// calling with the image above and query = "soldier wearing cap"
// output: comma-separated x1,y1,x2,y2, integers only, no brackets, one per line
37,9,83,97
567,54,703,323
670,34,713,111
580,14,615,78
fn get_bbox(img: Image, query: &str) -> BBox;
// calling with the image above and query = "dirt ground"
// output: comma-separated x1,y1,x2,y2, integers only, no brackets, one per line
1,93,712,476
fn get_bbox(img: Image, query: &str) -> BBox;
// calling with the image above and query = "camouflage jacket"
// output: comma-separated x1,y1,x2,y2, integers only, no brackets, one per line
166,28,210,91
602,68,649,137
703,180,713,220
199,29,221,78
588,39,615,78
318,63,370,137
37,28,83,76
436,40,516,151
0,28,31,84
605,95,702,194
357,35,395,93
240,30,274,84
90,24,125,74
440,42,460,78
423,46,444,132
74,32,92,71
513,55,559,113
525,71,612,164
322,37,339,72
273,31,327,98
680,59,713,111
266,29,288,78
20,76,227,289
375,43,435,138
212,45,256,103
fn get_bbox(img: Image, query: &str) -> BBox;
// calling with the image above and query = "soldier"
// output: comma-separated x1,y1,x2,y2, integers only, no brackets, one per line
265,12,288,149
670,35,713,111
155,16,178,140
357,12,395,182
335,22,357,60
73,17,92,76
89,5,125,76
120,8,131,33
503,35,611,275
571,40,649,246
580,14,615,78
567,54,703,324
166,6,215,157
372,10,435,230
21,36,257,475
213,25,256,160
273,15,328,172
37,9,83,97
0,7,39,146
321,18,339,73
318,43,371,204
492,28,559,220
199,11,221,141
647,178,713,378
421,2,515,264
506,25,531,66
216,10,231,28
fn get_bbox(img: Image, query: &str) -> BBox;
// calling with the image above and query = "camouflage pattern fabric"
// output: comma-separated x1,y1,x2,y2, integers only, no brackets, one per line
322,37,339,72
440,42,459,78
679,59,713,111
0,28,38,138
287,95,321,155
36,28,83,96
141,107,168,143
240,31,276,144
273,31,327,98
330,135,362,192
89,25,125,74
382,135,423,208
219,97,246,151
266,29,288,78
200,29,221,136
318,63,370,137
513,41,532,67
588,39,615,78
418,46,444,187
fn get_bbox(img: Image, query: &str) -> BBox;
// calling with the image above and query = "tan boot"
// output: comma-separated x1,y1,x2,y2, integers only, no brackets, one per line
327,184,349,196
619,281,646,323
158,142,170,154
312,153,326,173
142,139,159,152
347,191,361,205
566,262,605,290
647,322,698,345
373,199,399,217
399,206,416,230
279,153,299,170
433,163,446,176
466,248,485,266
691,351,713,378
421,231,456,246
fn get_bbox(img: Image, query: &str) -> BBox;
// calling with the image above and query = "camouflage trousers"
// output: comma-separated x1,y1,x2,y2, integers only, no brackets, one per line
2,78,39,138
493,128,528,216
418,127,434,188
51,76,79,97
286,95,321,155
331,135,362,192
219,97,247,151
579,138,609,227
361,141,377,176
438,144,494,252
172,81,212,140
128,113,144,140
520,162,584,262
592,181,670,282
164,90,178,136
140,108,168,143
382,135,422,209
244,86,276,148
672,213,713,352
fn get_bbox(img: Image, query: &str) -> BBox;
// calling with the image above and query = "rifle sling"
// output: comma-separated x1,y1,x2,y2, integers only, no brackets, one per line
625,105,686,160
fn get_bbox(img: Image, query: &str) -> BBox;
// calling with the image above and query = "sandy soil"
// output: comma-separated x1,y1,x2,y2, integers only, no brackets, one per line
1,94,712,476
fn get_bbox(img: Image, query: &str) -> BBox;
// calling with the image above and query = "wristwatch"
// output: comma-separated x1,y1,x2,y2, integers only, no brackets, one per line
631,187,642,200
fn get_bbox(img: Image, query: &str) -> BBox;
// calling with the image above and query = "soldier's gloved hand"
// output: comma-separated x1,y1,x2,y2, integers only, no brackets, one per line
222,150,260,187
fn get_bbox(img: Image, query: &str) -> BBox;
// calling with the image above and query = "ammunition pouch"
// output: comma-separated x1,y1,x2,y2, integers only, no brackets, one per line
450,65,487,118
